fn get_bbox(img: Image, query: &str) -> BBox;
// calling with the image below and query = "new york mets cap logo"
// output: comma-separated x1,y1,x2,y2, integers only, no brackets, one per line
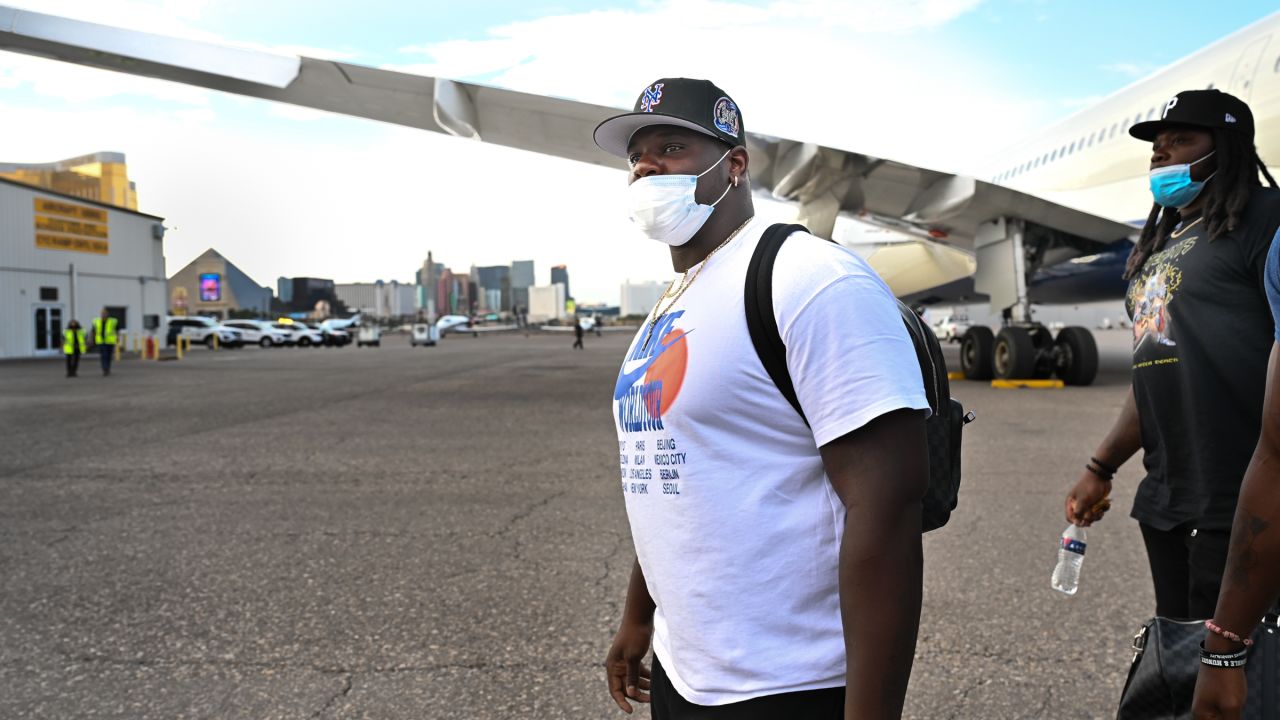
640,83,664,113
712,97,739,138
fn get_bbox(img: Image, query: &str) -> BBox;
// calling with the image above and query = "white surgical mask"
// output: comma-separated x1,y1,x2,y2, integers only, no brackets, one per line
627,149,733,246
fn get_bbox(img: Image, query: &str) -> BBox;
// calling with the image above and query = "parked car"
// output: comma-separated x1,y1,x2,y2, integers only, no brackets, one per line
223,320,290,347
272,321,323,347
931,315,970,344
322,328,351,347
166,316,243,348
410,323,439,347
356,326,382,347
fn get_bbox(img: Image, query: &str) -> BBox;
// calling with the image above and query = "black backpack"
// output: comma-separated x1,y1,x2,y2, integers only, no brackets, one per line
744,223,973,532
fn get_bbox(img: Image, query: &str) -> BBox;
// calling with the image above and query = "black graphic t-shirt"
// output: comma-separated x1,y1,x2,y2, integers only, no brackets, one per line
1126,186,1280,531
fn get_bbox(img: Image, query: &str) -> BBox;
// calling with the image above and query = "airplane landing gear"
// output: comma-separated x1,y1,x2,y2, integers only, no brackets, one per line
1051,326,1098,386
960,324,1098,385
960,326,994,380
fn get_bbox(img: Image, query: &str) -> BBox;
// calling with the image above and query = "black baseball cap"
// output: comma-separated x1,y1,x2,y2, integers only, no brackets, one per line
1129,89,1254,142
594,78,744,158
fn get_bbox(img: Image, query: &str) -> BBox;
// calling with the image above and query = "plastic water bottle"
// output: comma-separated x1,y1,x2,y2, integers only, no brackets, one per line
1051,524,1087,595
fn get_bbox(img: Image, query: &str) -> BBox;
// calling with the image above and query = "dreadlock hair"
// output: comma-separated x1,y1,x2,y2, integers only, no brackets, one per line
1123,128,1279,279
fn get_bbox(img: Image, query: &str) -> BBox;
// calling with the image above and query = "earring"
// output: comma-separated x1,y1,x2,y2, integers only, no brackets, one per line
732,176,739,188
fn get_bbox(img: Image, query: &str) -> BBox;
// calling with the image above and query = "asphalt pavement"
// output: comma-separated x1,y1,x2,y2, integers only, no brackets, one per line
0,328,1150,719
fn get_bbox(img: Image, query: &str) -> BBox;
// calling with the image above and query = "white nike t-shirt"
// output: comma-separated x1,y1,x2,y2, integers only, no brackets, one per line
612,217,929,706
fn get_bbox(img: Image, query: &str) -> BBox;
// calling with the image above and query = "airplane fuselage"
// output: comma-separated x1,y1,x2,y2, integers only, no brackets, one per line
987,13,1280,225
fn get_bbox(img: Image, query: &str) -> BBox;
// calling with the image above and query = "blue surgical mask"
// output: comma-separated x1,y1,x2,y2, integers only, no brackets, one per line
1148,151,1215,208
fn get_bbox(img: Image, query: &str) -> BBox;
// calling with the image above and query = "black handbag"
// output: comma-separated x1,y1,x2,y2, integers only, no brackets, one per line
1117,613,1280,719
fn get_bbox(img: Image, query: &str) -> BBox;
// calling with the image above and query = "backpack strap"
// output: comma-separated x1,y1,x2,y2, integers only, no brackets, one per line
745,223,812,426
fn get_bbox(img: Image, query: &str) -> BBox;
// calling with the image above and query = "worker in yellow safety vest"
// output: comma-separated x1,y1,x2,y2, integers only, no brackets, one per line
63,319,86,378
91,308,118,376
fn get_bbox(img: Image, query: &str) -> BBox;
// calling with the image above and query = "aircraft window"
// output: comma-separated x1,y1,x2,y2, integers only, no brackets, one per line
1088,133,1094,147
1111,123,1118,138
1069,141,1076,154
1274,55,1279,73
1147,107,1156,120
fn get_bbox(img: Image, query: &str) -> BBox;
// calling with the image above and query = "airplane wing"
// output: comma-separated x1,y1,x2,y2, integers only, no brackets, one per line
0,6,1137,301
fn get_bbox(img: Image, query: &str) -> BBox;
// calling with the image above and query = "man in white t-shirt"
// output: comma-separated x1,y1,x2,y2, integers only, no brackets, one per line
596,78,930,719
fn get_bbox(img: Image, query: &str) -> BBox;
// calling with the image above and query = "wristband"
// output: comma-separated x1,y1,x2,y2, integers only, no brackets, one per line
1200,642,1249,668
1090,456,1119,475
1085,463,1114,482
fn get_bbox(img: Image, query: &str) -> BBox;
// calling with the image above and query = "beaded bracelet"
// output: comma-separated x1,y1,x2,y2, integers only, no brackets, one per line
1206,619,1254,647
1090,456,1119,476
1085,463,1114,482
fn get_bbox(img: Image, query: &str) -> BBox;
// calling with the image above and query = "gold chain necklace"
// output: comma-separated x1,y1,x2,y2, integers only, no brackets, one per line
644,217,754,347
1170,215,1204,239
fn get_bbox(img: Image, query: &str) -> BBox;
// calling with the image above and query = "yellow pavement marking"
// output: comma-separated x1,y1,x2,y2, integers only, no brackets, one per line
991,379,1065,389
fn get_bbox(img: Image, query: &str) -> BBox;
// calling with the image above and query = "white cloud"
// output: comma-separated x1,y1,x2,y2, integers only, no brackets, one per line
0,96,679,304
0,2,356,105
1099,62,1156,79
0,54,214,105
0,0,1091,305
768,0,983,31
1059,94,1106,110
5,0,220,41
387,0,1039,174
266,104,345,122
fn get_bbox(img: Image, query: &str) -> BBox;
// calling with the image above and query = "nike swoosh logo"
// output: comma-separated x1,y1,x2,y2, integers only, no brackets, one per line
614,331,688,401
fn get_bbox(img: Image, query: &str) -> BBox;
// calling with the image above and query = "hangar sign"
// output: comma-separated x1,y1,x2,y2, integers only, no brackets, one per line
33,197,110,255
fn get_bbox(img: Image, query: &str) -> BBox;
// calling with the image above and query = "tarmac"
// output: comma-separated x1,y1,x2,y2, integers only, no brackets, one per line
0,328,1152,719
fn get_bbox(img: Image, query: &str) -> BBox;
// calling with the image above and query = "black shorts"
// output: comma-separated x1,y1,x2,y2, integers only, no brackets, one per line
649,655,845,719
1138,522,1231,620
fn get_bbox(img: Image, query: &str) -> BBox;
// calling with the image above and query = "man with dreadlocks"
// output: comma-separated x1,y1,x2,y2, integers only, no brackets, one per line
1064,89,1280,621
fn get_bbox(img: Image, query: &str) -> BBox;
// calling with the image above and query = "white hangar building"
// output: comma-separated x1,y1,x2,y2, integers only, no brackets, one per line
0,177,167,359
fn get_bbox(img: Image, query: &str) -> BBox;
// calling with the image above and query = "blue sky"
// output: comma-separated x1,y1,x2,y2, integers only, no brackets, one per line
0,1,1276,304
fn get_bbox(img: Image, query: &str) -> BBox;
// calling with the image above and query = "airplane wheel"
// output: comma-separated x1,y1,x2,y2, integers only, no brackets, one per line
993,327,1036,379
1054,327,1099,386
1029,326,1056,379
960,326,994,380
